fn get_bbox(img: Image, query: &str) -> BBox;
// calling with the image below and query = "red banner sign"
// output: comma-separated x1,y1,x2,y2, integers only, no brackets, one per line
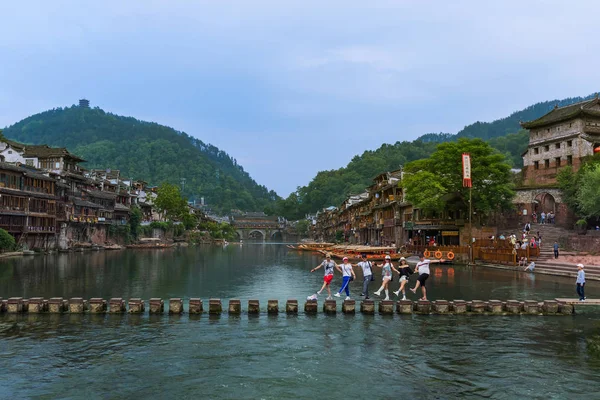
462,153,472,188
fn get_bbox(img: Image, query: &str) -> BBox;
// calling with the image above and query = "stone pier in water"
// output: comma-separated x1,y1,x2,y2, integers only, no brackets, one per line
0,297,590,317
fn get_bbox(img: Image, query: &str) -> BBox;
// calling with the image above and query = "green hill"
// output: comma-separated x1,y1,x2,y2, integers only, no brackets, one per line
2,105,279,212
276,92,598,219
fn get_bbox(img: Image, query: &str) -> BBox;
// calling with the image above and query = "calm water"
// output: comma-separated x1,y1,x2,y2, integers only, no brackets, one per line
1,244,599,399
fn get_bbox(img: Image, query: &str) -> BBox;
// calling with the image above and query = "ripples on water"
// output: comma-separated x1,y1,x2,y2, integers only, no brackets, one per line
0,245,599,399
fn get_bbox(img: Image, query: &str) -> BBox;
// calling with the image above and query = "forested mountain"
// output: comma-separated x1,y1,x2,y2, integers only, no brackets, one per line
3,106,279,212
273,92,598,219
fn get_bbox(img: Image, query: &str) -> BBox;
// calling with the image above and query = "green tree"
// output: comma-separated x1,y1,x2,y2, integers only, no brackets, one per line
577,164,600,218
295,219,311,237
0,229,16,251
129,206,143,239
154,183,187,220
402,138,514,215
557,166,581,216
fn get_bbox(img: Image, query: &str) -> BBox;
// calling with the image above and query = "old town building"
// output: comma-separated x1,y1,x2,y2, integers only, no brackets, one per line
515,96,600,227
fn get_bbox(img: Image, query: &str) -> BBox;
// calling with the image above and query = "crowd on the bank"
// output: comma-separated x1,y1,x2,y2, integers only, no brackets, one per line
531,211,555,224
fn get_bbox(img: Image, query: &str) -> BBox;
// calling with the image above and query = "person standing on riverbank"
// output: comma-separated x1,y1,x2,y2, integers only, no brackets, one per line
334,257,356,300
553,241,559,259
576,264,586,301
374,255,398,300
410,254,430,301
311,253,336,299
356,254,373,299
393,257,413,300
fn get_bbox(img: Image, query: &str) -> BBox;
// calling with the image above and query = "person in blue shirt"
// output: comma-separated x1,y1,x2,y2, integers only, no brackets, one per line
553,241,559,259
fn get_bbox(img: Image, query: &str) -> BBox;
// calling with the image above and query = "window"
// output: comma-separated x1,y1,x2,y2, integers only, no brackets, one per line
544,159,550,169
25,159,34,166
567,155,573,165
534,147,539,155
544,145,549,151
7,151,12,154
555,143,560,149
567,140,573,147
55,162,60,169
534,161,539,170
555,157,561,167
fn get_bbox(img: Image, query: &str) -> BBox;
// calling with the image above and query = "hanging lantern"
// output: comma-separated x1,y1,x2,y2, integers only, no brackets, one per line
594,147,600,153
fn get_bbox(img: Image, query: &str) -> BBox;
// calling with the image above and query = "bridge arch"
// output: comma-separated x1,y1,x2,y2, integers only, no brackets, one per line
248,230,266,241
270,231,283,241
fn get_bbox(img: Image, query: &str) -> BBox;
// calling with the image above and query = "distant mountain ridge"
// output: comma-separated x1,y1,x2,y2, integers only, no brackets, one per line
277,92,599,218
2,105,279,212
417,93,598,143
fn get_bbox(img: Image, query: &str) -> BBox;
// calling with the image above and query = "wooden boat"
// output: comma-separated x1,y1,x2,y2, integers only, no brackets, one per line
325,245,408,262
126,243,175,249
289,242,335,252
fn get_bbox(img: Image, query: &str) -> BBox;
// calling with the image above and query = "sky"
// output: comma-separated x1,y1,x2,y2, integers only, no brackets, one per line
2,1,600,197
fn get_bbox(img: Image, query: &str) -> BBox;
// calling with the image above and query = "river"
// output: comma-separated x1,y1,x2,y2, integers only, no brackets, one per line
1,244,599,399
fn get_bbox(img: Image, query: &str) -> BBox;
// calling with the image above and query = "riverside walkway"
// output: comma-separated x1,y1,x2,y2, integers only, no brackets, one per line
2,297,598,316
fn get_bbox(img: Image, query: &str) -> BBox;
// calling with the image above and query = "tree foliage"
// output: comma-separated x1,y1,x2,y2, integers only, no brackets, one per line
2,105,279,213
577,164,600,218
558,154,600,220
155,183,188,221
129,206,143,239
199,221,237,240
0,229,15,251
402,139,514,215
295,219,311,237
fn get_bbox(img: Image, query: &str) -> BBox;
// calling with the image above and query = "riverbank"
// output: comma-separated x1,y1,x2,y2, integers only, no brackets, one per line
475,258,600,281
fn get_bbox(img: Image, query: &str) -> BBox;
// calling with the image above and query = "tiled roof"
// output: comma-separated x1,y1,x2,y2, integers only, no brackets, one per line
114,203,130,211
84,189,117,200
4,139,26,151
521,98,600,129
72,198,102,208
23,145,86,162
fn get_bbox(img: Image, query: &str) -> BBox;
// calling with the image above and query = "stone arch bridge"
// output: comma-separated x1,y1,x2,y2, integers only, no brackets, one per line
230,214,290,242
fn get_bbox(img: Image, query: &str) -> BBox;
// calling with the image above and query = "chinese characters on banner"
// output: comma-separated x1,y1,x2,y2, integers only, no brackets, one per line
462,153,472,187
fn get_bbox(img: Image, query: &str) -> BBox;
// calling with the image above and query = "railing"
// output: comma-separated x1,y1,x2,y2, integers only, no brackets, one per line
405,245,470,255
26,226,56,233
0,224,24,233
480,249,515,264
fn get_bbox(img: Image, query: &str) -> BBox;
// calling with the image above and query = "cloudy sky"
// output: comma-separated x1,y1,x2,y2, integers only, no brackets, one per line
2,1,599,196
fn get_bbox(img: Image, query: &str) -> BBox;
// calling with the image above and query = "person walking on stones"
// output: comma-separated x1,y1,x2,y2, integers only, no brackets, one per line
532,211,537,224
553,241,559,259
524,222,531,234
541,211,546,224
410,254,431,301
334,257,356,300
393,257,413,300
356,253,373,299
311,253,336,299
374,255,398,300
576,264,586,301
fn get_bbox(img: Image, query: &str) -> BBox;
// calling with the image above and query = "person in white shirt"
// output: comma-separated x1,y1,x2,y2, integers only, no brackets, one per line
356,254,373,300
373,255,399,300
576,264,586,301
310,253,336,300
334,257,356,300
410,254,431,301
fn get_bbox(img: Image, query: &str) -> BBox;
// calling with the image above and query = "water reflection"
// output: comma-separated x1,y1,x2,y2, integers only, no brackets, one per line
1,245,600,398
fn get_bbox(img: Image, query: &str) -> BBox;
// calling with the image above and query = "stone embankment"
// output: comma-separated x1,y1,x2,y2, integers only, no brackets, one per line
0,297,588,316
